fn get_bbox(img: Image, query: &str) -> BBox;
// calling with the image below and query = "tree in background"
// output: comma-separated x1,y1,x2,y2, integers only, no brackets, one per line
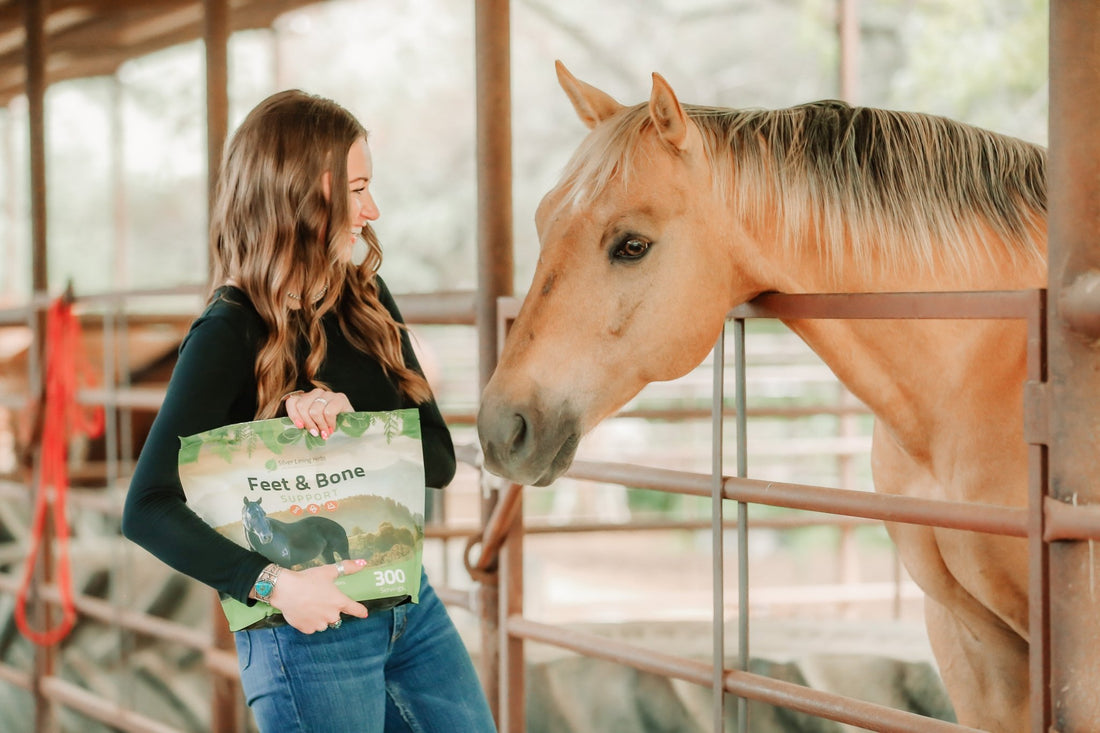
0,0,1048,298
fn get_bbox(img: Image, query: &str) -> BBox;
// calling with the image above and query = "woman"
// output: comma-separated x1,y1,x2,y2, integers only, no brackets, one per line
122,90,496,732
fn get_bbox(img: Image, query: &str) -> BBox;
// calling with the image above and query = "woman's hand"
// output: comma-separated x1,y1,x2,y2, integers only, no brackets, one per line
268,560,370,634
285,388,352,440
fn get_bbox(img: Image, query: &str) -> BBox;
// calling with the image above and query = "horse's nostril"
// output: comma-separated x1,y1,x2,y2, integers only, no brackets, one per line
507,413,528,451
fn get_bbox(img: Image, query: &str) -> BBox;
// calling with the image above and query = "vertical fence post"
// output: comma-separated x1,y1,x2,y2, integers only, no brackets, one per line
732,318,749,732
475,0,514,725
497,482,524,732
1046,1,1100,730
1025,293,1049,733
711,328,726,731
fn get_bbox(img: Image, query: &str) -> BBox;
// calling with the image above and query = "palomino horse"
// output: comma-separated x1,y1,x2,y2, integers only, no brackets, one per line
477,62,1048,732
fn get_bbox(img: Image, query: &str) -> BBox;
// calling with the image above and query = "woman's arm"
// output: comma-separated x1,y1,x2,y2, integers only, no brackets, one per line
122,312,270,603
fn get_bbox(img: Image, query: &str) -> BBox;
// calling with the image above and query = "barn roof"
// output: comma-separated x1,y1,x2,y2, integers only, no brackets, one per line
0,0,316,107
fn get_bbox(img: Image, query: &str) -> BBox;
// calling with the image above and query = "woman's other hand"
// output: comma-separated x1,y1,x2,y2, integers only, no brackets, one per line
285,389,352,440
268,560,370,634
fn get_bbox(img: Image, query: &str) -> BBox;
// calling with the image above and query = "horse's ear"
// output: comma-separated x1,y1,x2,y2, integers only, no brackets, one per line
649,72,689,152
555,60,624,130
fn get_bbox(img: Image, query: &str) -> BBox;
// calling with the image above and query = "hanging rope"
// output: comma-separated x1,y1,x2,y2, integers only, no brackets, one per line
15,294,104,645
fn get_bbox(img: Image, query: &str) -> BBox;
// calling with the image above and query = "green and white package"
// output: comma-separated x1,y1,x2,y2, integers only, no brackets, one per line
177,409,425,631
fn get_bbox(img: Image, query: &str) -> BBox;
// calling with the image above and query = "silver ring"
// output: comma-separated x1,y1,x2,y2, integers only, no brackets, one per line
328,619,342,630
335,563,346,578
314,397,328,406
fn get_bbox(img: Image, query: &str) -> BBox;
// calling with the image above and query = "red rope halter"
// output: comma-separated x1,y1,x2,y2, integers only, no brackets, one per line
15,296,104,646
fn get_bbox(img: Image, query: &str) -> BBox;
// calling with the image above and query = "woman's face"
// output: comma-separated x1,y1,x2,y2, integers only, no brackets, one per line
343,136,379,260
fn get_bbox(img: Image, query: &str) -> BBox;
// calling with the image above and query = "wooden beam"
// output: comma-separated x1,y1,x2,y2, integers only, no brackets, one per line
26,0,48,295
0,0,314,106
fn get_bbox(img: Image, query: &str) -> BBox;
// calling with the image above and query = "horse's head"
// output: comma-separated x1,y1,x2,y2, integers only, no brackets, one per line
478,63,768,486
242,497,273,543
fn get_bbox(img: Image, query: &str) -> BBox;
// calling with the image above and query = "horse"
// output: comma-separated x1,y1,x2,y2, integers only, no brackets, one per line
241,496,350,569
477,61,1052,732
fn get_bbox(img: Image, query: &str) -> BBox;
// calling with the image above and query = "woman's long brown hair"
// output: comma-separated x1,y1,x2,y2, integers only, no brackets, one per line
208,90,432,418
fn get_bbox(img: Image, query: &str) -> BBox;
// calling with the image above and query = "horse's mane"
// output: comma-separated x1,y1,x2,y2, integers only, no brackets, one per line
557,99,1047,280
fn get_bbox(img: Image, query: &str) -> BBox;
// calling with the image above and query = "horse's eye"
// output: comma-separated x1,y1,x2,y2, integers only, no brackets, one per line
612,237,651,261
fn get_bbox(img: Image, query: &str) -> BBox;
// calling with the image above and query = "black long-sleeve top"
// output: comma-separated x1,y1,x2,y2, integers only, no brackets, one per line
121,277,455,604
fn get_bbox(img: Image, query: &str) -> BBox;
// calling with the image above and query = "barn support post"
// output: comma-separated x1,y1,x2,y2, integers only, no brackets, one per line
474,1,514,389
1046,1,1100,730
23,1,56,731
474,0,515,726
25,0,47,298
202,2,241,731
204,0,229,247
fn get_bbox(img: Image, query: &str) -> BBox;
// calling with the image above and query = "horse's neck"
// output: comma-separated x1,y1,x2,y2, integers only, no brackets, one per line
784,315,1028,464
770,250,1042,464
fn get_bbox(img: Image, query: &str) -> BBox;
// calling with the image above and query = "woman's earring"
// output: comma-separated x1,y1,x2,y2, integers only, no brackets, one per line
351,236,369,265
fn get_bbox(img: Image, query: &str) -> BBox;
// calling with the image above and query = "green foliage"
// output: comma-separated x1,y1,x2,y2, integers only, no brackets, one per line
339,411,376,438
177,409,418,464
625,487,684,516
884,0,1048,143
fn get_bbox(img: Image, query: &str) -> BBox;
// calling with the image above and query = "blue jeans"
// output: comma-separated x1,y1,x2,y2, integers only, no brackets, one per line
235,572,496,732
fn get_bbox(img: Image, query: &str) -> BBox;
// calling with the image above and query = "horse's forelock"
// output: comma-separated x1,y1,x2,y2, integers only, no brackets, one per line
554,104,652,212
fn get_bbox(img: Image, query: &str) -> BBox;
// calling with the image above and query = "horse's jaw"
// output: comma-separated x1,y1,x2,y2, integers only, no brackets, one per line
477,386,583,487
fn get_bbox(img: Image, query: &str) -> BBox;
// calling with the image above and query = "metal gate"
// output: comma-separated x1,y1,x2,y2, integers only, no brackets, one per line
474,289,1045,732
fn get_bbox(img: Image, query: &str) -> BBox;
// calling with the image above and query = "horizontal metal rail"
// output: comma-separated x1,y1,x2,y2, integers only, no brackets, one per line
0,284,478,326
0,660,31,690
41,675,184,733
507,616,984,733
564,458,1028,537
424,513,878,539
733,289,1041,320
0,477,881,536
0,573,230,663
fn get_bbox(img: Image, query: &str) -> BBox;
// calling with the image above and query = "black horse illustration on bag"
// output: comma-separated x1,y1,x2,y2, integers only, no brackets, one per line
241,496,350,568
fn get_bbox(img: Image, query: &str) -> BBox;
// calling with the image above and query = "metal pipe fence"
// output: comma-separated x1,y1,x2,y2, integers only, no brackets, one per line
481,288,1069,732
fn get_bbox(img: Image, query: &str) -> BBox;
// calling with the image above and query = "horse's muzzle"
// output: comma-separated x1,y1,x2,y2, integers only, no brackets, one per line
477,391,581,487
